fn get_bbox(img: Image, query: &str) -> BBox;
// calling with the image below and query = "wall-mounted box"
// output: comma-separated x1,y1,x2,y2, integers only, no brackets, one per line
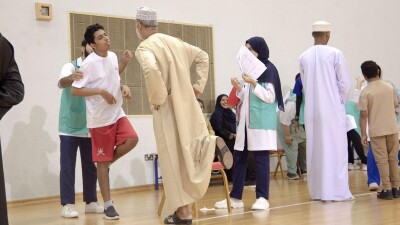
35,2,52,21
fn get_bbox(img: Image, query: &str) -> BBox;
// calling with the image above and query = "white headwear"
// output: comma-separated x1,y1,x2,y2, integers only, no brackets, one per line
136,6,157,22
312,21,331,32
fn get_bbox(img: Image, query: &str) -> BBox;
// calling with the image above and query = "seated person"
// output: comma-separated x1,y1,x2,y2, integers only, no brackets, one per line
210,94,236,181
197,98,214,135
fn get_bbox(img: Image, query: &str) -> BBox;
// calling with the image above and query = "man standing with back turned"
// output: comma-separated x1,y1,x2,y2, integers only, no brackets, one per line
299,21,353,201
134,7,232,224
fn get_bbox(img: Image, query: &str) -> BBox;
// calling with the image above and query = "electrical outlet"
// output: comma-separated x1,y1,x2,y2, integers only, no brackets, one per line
144,154,154,161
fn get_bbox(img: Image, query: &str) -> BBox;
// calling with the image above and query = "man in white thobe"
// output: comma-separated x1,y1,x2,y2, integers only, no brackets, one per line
299,21,353,201
134,7,232,224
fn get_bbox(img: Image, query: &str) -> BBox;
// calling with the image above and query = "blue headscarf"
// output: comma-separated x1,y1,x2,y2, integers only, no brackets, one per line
210,94,236,133
246,36,284,111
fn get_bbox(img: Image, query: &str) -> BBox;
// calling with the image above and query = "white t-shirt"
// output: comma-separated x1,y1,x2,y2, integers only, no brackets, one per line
72,51,125,128
345,115,357,132
58,57,82,88
279,100,295,126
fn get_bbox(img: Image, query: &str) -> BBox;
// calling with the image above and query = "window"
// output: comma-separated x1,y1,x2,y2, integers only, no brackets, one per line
70,13,215,115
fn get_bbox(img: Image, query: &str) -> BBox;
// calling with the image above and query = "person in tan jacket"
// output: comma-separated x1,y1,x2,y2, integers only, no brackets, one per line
134,7,232,224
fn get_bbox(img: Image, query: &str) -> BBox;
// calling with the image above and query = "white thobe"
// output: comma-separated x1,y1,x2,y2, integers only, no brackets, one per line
299,45,353,201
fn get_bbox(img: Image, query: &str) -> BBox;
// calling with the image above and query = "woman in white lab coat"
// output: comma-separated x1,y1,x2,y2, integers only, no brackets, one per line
215,36,284,210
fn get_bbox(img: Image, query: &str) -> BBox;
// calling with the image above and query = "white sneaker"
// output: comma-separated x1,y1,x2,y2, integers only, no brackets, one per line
61,204,79,218
251,197,269,210
369,182,379,191
348,163,360,170
362,164,367,171
85,202,104,214
348,163,354,170
215,198,244,209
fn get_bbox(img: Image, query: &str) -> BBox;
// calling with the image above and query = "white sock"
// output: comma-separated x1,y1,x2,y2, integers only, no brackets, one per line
104,200,113,209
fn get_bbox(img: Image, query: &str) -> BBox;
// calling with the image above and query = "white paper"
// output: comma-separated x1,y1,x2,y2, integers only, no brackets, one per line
236,45,267,80
199,207,215,212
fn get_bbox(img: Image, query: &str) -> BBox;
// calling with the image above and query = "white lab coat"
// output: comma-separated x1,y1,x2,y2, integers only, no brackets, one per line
234,82,277,151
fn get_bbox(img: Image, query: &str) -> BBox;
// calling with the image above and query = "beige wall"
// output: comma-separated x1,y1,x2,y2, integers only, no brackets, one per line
1,0,399,201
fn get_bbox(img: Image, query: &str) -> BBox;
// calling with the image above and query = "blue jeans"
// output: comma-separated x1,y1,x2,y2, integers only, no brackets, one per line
367,144,380,185
60,135,97,205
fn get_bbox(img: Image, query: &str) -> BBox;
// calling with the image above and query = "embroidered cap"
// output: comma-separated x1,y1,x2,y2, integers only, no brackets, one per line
136,6,157,21
312,21,331,32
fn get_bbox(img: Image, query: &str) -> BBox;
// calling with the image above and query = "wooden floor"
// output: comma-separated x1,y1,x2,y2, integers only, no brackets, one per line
7,170,399,225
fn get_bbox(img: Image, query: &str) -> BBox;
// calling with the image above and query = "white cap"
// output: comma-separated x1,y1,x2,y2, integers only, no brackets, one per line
136,6,157,21
312,21,331,32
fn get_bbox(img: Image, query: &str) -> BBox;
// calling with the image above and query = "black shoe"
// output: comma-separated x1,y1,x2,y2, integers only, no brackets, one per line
392,188,400,198
377,189,393,200
164,212,192,224
286,173,300,180
215,137,233,169
104,205,119,220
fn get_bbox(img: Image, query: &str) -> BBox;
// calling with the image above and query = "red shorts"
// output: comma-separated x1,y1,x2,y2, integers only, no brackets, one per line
89,117,138,162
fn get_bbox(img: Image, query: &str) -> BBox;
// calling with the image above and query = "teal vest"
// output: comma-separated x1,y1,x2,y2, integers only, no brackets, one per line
58,60,88,134
249,83,278,130
299,92,305,125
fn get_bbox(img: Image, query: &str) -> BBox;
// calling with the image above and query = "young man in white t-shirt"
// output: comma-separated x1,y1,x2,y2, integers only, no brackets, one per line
58,39,104,218
71,23,139,220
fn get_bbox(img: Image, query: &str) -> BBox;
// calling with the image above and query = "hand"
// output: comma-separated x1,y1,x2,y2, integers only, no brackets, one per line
355,76,365,89
121,84,132,100
361,135,368,146
70,71,84,81
294,117,300,133
242,73,256,86
285,135,293,145
100,89,116,104
231,77,242,91
121,50,133,62
355,76,365,84
194,88,202,97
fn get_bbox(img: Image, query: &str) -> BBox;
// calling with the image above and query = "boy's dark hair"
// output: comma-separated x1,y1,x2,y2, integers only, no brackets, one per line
361,60,381,79
84,23,104,45
81,39,88,47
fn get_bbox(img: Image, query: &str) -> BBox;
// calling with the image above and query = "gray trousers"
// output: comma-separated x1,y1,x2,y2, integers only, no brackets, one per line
283,122,307,175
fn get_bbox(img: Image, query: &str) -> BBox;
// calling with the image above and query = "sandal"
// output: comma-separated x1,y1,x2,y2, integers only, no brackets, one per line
164,212,192,224
215,137,233,169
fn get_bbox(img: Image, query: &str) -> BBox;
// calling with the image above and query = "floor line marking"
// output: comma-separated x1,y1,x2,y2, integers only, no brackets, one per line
195,192,376,222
